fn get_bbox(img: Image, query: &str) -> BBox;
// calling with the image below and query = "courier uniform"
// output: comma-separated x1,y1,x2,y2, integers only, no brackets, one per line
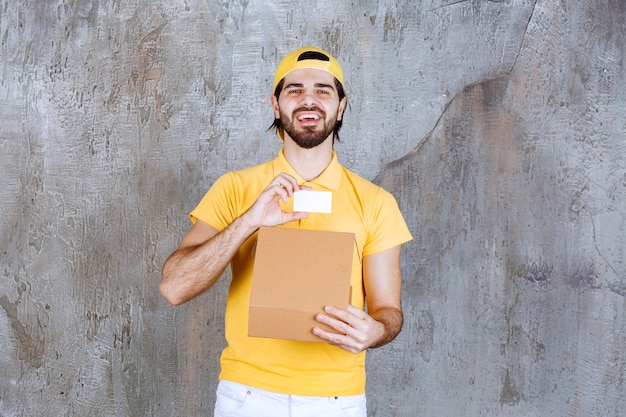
190,149,412,397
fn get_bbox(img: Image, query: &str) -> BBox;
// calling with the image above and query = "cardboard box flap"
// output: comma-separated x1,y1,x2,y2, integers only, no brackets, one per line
249,307,331,341
248,227,355,342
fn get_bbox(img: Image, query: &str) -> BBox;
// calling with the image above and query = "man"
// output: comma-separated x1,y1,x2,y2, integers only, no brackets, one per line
160,46,412,417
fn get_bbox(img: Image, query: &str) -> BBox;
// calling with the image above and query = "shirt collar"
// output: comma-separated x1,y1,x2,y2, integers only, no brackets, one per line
272,148,342,191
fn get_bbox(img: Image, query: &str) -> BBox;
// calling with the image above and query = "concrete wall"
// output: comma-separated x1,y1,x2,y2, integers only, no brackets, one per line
1,0,624,416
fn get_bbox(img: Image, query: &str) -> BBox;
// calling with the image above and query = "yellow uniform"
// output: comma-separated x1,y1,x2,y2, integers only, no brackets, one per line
190,149,412,396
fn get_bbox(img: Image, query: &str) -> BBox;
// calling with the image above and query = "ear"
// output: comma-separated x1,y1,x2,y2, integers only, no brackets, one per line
271,95,281,119
337,97,347,121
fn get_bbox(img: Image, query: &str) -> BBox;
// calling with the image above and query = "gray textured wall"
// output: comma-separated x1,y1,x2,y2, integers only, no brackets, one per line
1,0,624,416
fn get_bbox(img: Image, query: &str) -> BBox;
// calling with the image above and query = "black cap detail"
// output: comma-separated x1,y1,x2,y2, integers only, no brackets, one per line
297,50,330,62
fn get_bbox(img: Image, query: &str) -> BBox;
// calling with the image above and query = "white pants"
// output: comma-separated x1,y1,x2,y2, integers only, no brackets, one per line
214,380,367,417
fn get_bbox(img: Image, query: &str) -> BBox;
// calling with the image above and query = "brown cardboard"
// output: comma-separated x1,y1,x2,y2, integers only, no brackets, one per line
248,226,355,342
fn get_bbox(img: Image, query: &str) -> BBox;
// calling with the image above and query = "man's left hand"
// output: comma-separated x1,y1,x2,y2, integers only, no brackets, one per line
313,305,385,354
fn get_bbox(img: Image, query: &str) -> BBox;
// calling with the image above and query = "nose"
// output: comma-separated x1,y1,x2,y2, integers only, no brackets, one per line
300,89,318,108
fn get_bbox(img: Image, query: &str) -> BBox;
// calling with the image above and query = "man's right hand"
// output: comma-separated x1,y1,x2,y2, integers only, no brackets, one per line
242,172,310,230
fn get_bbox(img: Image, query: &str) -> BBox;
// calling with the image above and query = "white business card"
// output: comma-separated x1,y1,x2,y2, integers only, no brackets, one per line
293,190,332,213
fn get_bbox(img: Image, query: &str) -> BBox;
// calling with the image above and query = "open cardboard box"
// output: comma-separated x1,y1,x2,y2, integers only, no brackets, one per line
248,226,354,342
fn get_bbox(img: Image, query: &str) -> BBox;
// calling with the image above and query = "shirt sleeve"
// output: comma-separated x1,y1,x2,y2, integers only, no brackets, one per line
362,187,413,256
189,172,239,231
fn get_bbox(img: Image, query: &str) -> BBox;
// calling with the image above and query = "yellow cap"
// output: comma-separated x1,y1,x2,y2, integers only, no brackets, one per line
273,46,345,93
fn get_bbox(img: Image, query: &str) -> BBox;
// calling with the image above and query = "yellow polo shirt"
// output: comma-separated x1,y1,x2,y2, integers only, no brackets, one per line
190,149,412,396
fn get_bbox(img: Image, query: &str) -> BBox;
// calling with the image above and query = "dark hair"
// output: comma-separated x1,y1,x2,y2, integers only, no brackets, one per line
269,77,348,143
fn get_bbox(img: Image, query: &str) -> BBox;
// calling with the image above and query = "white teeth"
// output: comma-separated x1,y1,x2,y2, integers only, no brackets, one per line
297,114,320,120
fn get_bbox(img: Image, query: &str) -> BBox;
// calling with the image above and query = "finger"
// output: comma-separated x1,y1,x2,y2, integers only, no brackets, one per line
312,326,344,342
346,305,370,320
272,173,300,194
273,183,293,203
273,174,314,195
316,311,360,337
323,305,368,329
282,211,308,223
259,183,290,204
312,326,361,354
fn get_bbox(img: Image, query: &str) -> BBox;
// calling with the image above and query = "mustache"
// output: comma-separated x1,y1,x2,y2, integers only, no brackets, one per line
293,106,326,118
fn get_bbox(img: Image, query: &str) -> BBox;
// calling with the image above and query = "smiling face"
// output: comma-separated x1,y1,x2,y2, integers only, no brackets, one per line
272,68,347,149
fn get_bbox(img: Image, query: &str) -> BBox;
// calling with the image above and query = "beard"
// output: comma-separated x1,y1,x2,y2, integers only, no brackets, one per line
280,107,338,149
